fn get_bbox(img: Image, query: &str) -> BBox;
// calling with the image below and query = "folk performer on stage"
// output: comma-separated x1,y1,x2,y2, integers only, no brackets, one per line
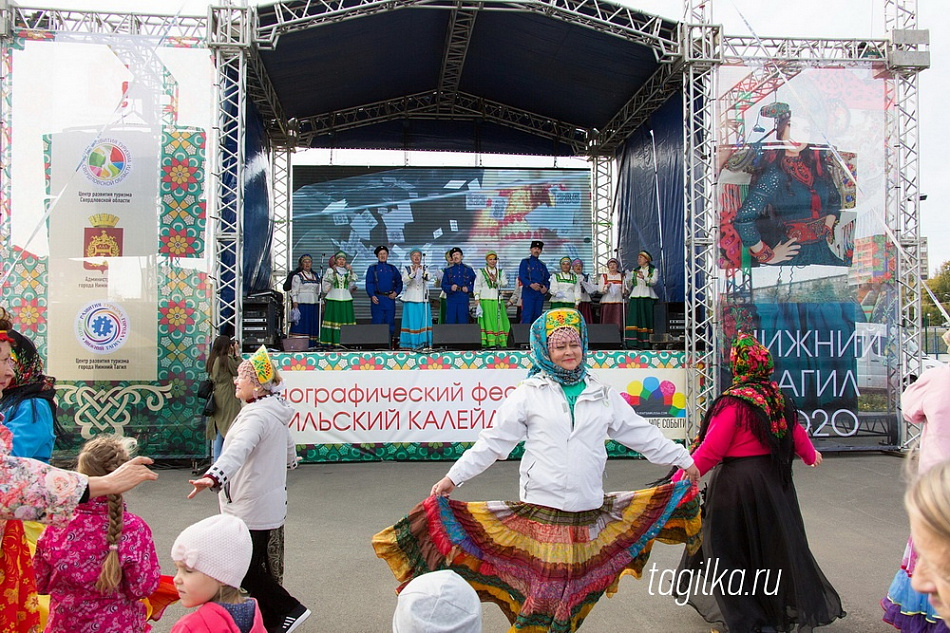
549,256,581,311
320,251,357,347
288,254,321,348
572,258,597,324
399,248,432,350
441,247,476,324
518,240,550,324
365,245,403,348
473,251,509,348
598,257,625,333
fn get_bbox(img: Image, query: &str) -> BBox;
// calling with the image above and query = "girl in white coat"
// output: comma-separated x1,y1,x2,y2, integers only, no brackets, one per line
374,309,700,633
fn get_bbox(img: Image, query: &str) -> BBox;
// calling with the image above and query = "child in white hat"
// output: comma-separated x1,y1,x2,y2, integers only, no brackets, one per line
392,570,482,633
171,514,266,633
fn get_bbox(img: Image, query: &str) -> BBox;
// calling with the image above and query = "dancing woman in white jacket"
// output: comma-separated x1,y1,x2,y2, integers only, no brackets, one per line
374,309,700,633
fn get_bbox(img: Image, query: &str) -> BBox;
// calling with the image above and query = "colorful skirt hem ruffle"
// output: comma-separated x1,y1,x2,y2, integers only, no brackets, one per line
372,481,700,633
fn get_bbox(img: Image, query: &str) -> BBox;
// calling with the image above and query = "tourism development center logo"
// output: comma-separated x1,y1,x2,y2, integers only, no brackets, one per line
81,138,132,187
75,302,130,354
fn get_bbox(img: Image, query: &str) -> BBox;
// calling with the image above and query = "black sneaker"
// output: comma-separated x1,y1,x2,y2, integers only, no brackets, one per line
276,604,311,633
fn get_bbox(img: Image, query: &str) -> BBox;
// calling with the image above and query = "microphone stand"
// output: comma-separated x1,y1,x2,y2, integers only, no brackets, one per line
421,253,430,350
317,253,326,350
494,266,501,349
616,248,627,346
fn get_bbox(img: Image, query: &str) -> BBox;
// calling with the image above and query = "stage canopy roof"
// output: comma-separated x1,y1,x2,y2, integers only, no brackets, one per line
250,0,685,157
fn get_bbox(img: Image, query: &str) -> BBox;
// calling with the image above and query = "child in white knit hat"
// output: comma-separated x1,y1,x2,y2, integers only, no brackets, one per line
170,514,266,633
392,570,482,633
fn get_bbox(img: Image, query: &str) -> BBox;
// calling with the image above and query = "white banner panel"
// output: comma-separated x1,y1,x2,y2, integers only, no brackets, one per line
46,129,159,380
283,367,687,445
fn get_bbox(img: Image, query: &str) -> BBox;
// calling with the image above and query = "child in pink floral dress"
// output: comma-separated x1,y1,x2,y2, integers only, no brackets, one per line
34,435,160,633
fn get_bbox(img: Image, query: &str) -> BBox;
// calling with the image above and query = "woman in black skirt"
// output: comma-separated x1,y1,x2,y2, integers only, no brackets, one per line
673,332,845,632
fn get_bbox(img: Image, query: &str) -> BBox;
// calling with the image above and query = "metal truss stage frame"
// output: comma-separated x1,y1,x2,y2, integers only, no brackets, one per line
0,0,930,446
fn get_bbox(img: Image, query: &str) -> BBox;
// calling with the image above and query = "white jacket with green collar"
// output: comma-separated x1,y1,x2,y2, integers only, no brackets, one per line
446,372,693,512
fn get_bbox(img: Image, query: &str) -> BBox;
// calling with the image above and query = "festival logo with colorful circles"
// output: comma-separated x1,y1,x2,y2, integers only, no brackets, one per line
75,302,130,354
81,138,132,187
621,376,686,417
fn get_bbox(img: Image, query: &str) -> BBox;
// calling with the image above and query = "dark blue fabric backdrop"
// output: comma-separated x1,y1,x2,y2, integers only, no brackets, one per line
615,95,684,302
243,101,273,294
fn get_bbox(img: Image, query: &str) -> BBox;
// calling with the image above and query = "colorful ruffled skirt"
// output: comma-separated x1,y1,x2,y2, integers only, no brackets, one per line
372,481,700,633
882,536,949,633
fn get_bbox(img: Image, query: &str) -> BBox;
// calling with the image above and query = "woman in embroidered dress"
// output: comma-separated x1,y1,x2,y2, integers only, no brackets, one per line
374,309,701,633
549,256,581,311
733,102,845,267
672,332,844,632
289,254,322,348
598,258,625,332
187,346,310,633
473,251,510,348
399,248,432,350
572,258,596,324
882,330,950,633
624,250,660,350
320,251,358,347
35,435,160,633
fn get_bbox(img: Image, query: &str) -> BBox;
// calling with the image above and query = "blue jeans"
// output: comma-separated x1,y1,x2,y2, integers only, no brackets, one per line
212,432,224,461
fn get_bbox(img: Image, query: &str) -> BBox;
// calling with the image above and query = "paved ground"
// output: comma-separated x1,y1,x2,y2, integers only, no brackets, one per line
132,453,911,633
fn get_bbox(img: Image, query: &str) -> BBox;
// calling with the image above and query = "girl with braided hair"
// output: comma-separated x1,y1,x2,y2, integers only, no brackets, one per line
34,435,160,633
671,332,844,632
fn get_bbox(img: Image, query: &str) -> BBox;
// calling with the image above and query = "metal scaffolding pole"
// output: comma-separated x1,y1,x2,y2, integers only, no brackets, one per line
682,0,720,433
590,155,614,274
209,2,249,337
884,0,929,448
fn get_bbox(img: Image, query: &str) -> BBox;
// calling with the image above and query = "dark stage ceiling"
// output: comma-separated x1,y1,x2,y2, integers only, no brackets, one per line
249,0,684,156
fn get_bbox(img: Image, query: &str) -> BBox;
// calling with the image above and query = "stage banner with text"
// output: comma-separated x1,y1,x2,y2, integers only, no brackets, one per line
274,350,687,461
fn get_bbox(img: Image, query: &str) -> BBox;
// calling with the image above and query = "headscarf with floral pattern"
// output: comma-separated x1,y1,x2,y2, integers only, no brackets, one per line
527,309,588,386
722,332,787,438
0,330,58,421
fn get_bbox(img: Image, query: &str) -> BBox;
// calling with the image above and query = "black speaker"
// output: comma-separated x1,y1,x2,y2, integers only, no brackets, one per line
510,323,531,349
432,324,481,350
242,292,283,351
339,324,391,350
587,323,622,350
653,301,686,338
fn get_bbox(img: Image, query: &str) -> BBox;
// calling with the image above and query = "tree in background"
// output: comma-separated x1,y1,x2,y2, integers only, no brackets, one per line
922,261,950,327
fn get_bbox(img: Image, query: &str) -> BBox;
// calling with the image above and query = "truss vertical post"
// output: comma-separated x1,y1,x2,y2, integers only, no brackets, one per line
209,2,249,337
271,145,292,289
884,0,929,448
682,0,721,434
590,155,614,273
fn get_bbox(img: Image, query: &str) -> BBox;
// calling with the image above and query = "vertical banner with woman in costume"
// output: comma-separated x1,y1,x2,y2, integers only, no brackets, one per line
716,65,900,448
